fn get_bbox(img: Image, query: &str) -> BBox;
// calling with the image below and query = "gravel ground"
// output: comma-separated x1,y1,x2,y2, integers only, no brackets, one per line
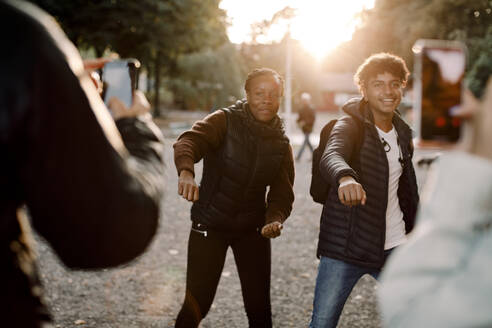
36,111,430,328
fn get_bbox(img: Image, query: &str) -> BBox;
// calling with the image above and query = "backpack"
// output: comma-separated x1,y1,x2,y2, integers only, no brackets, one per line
309,117,363,204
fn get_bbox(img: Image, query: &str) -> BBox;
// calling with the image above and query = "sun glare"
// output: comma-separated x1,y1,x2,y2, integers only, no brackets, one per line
220,0,375,60
292,2,374,60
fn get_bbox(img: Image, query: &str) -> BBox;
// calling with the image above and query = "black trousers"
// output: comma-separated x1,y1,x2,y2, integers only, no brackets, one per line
175,224,272,328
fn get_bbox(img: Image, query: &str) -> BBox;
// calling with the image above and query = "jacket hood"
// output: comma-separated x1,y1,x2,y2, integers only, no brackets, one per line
341,97,411,134
341,97,365,120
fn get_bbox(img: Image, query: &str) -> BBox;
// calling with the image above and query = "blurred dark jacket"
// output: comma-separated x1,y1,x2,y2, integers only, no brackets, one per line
317,98,419,269
297,104,316,134
0,1,164,326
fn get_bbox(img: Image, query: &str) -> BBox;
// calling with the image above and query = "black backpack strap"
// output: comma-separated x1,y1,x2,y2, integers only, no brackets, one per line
309,115,364,204
348,115,364,164
310,119,338,204
318,120,338,153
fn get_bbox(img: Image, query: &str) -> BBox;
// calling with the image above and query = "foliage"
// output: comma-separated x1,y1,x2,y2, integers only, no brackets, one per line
465,26,492,98
29,0,229,114
171,43,245,110
30,0,227,59
28,0,492,110
249,6,296,44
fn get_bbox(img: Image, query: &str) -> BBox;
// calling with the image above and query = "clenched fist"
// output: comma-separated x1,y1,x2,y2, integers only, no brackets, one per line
261,221,283,238
338,176,366,207
178,170,199,202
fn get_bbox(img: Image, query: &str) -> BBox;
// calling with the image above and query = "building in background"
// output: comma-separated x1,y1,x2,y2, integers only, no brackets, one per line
319,72,359,111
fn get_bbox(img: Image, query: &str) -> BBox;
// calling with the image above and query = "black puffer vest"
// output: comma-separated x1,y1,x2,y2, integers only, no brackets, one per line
191,101,289,232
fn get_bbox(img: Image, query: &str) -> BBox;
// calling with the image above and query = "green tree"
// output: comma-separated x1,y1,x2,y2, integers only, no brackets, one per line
29,0,229,115
171,43,245,110
465,26,492,98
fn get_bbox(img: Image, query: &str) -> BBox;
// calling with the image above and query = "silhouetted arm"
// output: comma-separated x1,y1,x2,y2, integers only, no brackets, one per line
18,9,164,269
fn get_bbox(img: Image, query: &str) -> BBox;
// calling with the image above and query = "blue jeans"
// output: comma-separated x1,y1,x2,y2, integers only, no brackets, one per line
309,252,392,328
296,132,314,160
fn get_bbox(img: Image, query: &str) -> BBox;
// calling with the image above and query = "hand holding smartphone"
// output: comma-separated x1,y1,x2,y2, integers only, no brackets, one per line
412,39,467,147
101,59,140,109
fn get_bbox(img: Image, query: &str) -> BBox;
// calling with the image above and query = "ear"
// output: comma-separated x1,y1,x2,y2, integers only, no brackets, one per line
360,84,368,101
276,79,284,97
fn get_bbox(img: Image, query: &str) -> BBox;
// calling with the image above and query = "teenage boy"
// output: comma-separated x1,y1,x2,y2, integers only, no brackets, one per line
309,53,419,328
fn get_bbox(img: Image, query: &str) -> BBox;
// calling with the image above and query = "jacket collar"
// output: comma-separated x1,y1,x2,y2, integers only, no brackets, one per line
224,99,287,139
342,97,413,141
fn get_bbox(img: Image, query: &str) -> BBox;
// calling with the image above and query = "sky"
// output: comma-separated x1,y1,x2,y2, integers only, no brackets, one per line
219,0,375,59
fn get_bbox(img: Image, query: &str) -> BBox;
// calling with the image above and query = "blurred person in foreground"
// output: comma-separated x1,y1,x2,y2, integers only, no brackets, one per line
0,1,164,326
379,80,492,327
296,92,316,161
309,53,419,328
173,68,295,327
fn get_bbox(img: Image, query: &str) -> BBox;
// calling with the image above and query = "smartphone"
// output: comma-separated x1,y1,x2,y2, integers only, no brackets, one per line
101,59,140,108
412,39,467,145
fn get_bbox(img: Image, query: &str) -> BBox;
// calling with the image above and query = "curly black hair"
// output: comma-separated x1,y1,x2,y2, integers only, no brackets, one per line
354,53,410,91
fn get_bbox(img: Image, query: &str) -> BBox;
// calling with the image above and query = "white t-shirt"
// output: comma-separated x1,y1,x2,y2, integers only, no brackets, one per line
376,125,407,250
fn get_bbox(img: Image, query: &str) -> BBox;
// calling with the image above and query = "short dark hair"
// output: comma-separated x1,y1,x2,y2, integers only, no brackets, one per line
244,68,284,96
354,53,409,91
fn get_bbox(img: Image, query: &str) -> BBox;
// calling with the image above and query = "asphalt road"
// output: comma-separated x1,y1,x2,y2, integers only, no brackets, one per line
35,110,436,328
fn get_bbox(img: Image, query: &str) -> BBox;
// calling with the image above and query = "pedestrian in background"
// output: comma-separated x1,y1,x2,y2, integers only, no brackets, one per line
173,68,295,328
296,92,316,161
309,53,419,328
0,1,165,326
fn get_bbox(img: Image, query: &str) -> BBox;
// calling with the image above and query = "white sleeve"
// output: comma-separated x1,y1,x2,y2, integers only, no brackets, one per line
379,151,492,328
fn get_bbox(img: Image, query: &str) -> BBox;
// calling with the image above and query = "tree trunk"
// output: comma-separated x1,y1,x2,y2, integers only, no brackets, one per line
146,63,152,94
95,47,104,59
153,51,161,117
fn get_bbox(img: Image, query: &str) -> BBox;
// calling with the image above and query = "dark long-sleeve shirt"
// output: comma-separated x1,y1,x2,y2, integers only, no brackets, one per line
173,110,294,224
1,1,165,325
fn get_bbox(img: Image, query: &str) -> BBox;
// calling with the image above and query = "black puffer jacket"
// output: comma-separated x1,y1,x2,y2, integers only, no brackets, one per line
1,1,164,326
317,98,419,269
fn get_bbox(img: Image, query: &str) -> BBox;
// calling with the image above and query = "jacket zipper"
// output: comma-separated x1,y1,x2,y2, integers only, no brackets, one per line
191,227,208,237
